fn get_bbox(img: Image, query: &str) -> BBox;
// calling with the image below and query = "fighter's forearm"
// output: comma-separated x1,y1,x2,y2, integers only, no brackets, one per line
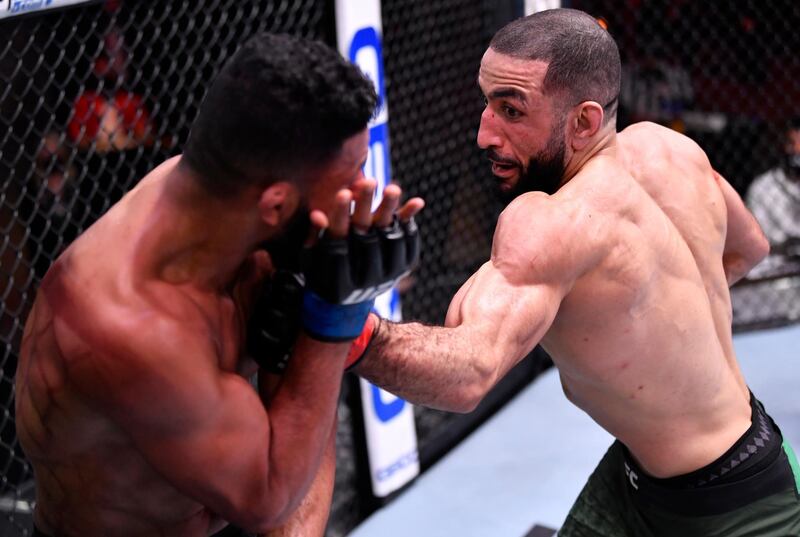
260,423,336,537
258,337,346,523
356,320,496,413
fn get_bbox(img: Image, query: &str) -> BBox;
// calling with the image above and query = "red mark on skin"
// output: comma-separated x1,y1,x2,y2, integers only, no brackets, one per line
583,337,589,342
620,362,629,370
638,385,644,390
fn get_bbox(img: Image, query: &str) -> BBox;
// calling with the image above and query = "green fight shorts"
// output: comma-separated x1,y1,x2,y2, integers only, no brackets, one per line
559,396,800,537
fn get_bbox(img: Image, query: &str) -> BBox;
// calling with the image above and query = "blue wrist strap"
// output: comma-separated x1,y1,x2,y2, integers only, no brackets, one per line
302,291,374,342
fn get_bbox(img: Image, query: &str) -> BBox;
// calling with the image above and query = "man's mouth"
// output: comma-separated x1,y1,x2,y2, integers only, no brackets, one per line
486,150,520,177
490,160,519,179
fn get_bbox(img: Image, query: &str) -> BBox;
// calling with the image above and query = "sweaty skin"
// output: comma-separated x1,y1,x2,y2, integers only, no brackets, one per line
15,130,374,537
356,52,769,480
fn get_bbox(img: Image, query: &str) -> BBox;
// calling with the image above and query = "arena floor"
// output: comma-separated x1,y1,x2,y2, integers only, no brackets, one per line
350,324,800,537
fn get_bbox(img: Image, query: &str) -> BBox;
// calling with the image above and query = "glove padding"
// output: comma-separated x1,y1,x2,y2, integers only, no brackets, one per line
246,270,305,374
247,279,382,374
302,216,419,342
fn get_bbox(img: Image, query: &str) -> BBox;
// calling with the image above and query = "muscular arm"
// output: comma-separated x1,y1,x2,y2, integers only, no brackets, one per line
260,424,337,537
257,371,337,537
714,170,770,285
62,308,347,533
356,196,581,412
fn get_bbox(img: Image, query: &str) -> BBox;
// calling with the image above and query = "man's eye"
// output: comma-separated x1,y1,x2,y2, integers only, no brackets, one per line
502,105,520,118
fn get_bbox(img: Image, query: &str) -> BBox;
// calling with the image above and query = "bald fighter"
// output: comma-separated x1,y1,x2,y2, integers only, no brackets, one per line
15,33,422,537
347,9,800,536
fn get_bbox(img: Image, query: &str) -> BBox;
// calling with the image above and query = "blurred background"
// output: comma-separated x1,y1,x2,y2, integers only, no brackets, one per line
1,1,798,535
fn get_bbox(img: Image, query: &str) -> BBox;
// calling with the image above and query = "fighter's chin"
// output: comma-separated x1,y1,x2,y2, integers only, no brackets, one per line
496,180,516,193
491,165,520,191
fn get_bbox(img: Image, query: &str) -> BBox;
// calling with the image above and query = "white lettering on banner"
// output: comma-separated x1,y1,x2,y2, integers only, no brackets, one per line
336,0,420,499
1,0,94,19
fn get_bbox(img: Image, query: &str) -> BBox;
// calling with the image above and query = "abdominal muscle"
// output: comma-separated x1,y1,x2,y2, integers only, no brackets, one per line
556,364,750,479
542,273,752,479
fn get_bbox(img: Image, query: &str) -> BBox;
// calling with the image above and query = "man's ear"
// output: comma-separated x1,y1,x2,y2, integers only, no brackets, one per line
257,181,296,227
570,101,604,152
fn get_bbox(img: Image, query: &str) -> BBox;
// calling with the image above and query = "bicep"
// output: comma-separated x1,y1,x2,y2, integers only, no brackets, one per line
456,198,583,374
445,271,478,327
457,261,562,376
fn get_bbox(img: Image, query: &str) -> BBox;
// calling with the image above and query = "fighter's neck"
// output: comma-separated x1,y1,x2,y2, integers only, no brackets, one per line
561,128,618,186
134,165,262,292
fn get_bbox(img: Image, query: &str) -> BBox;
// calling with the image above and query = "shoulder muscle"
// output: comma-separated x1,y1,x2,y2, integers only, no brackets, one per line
492,193,603,288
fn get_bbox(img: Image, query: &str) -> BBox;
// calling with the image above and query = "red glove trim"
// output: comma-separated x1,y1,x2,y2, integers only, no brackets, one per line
345,312,380,371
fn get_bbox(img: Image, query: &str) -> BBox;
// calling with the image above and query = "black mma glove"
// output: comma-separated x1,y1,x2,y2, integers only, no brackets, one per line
301,216,420,342
246,216,420,372
246,270,304,374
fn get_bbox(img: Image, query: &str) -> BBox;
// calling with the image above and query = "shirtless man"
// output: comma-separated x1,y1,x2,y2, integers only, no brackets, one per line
15,33,422,537
347,9,800,536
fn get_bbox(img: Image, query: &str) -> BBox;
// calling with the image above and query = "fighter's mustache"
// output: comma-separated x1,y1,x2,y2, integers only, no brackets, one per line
485,149,521,169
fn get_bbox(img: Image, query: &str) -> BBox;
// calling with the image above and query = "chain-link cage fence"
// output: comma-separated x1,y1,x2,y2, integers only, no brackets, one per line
327,2,524,533
3,0,800,536
0,2,332,535
380,0,506,481
0,1,515,536
572,0,800,331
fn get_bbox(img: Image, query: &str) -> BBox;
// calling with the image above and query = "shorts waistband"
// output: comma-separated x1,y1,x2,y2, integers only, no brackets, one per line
620,395,796,516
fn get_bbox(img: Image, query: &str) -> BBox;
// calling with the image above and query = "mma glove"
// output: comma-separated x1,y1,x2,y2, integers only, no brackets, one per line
301,216,419,342
247,217,419,371
246,270,305,375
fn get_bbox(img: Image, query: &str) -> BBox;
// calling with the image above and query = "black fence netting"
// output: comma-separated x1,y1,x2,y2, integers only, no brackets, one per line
0,1,517,536
572,0,800,331
2,1,800,536
0,1,333,535
380,0,507,481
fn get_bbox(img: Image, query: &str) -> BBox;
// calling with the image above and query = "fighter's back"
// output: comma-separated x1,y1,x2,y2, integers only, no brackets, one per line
15,162,231,536
618,122,739,370
537,122,751,477
16,288,215,536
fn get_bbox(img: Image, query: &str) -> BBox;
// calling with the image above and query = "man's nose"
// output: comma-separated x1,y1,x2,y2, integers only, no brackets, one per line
477,107,502,150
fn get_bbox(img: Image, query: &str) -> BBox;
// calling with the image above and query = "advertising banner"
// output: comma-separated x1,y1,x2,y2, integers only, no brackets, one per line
1,0,98,20
335,0,420,498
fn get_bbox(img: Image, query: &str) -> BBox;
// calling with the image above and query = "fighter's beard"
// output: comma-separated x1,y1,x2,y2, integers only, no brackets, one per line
492,123,568,205
259,203,311,272
506,144,566,200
